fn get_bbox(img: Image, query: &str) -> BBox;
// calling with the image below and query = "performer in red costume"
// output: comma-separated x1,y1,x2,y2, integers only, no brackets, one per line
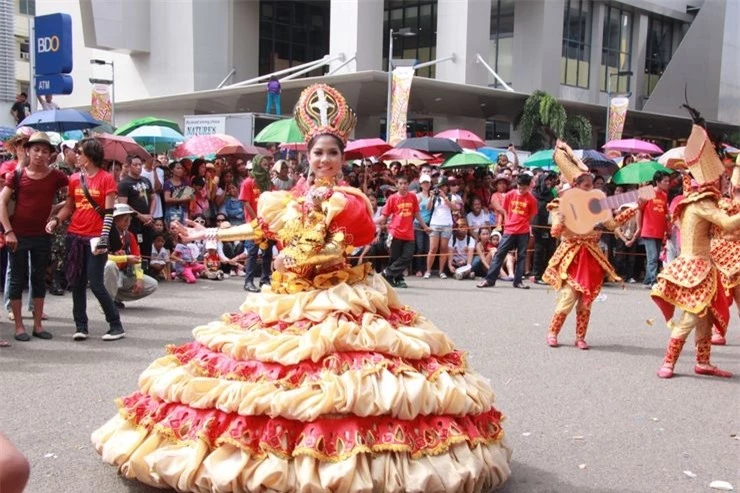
652,125,740,378
91,84,511,493
543,141,640,350
709,160,740,345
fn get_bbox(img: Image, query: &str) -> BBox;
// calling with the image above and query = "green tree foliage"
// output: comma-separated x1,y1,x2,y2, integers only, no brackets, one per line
564,115,593,149
515,90,593,151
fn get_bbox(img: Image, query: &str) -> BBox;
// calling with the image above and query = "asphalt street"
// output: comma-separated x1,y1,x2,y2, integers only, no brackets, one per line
0,277,737,493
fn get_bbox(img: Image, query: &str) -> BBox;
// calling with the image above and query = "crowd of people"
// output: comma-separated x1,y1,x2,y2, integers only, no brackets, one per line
0,127,728,348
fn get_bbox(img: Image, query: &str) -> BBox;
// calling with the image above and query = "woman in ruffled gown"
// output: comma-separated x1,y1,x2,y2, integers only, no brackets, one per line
91,84,511,493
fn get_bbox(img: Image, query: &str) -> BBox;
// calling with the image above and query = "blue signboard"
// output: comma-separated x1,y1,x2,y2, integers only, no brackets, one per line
36,74,74,95
34,13,73,76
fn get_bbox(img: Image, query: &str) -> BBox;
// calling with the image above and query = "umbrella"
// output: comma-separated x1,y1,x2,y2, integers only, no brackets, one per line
254,118,303,144
17,109,103,133
611,161,672,185
603,138,663,155
395,137,463,154
721,144,739,156
115,116,182,136
345,138,393,160
440,152,493,169
0,126,15,141
574,149,619,176
434,129,485,149
523,149,556,169
279,142,307,152
172,134,267,159
94,133,150,163
379,147,435,165
126,125,185,152
476,147,508,162
657,146,686,170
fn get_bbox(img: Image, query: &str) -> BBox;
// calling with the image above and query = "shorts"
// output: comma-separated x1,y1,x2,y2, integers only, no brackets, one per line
429,225,453,239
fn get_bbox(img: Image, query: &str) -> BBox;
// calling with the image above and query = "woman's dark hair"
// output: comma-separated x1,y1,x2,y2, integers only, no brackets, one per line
307,134,345,153
78,138,104,167
652,170,671,185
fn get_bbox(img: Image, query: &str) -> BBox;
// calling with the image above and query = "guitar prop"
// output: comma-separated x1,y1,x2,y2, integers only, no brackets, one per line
559,186,655,235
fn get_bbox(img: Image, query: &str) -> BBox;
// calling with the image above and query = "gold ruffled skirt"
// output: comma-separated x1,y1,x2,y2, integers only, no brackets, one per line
91,273,512,492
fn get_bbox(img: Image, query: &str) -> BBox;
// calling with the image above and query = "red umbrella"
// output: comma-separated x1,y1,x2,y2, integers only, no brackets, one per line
94,133,150,163
173,134,268,159
345,138,393,160
434,129,485,149
379,147,435,165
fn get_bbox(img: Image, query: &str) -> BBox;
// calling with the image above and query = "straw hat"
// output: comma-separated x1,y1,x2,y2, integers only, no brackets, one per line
24,132,56,152
684,125,724,185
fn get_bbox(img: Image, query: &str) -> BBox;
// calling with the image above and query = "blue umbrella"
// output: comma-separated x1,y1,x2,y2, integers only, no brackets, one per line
126,125,185,152
0,126,16,141
573,149,619,176
477,147,507,162
17,109,103,133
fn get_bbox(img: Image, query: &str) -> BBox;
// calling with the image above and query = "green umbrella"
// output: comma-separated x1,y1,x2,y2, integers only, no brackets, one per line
612,161,672,185
254,118,303,143
523,149,556,169
115,117,181,136
440,152,493,169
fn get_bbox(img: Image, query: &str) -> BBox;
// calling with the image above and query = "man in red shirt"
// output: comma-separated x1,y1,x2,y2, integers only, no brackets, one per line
378,176,430,288
477,174,538,289
0,132,68,342
637,170,671,287
238,154,275,292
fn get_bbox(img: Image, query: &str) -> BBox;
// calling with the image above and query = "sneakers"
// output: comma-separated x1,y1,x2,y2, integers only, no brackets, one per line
73,329,89,341
244,282,259,293
102,327,126,341
454,272,464,280
114,300,126,309
395,279,408,289
381,271,398,287
423,272,431,279
439,272,448,279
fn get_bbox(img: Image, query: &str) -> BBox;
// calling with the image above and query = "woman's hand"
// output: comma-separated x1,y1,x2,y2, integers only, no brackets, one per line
5,231,17,251
45,217,59,235
171,219,207,242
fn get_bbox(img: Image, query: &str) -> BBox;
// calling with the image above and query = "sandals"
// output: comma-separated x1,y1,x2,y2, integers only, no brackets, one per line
14,332,30,342
0,340,10,348
476,280,494,288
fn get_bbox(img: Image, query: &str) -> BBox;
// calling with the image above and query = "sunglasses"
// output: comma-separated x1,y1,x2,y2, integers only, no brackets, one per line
194,219,206,224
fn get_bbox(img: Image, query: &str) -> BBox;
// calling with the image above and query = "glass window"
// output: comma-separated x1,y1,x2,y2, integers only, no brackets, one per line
600,4,633,93
560,0,591,88
644,15,681,97
489,0,515,88
485,120,510,140
19,0,35,15
383,0,437,79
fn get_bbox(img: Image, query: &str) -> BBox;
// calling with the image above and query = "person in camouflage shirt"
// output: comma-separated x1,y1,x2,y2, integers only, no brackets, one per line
48,141,77,295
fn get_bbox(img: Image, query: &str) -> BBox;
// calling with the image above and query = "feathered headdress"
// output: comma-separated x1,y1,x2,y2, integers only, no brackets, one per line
294,84,357,146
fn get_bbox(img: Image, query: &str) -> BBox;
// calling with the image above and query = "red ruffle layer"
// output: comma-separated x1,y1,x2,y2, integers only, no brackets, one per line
168,342,468,386
226,306,419,333
119,392,504,461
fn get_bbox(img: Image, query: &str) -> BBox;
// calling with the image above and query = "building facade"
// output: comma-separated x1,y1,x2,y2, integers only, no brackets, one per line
12,0,738,142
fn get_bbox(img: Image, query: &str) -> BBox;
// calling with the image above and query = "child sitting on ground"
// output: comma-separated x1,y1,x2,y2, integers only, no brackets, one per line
149,234,170,281
448,219,476,280
170,233,205,284
472,227,495,277
490,231,516,281
203,242,225,280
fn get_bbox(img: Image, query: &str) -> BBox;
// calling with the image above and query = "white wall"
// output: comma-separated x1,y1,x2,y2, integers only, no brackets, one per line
329,0,383,74
435,0,491,86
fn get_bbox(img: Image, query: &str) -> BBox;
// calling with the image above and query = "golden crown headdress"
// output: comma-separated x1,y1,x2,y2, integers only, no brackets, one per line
294,84,357,146
553,140,589,185
684,125,724,185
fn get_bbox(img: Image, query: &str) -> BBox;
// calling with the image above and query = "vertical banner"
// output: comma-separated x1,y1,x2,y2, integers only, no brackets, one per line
607,96,629,142
388,67,415,146
90,83,112,124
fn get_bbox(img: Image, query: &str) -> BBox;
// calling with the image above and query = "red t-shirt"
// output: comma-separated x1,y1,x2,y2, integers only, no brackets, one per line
502,189,537,235
239,177,273,221
7,168,68,236
68,171,118,237
382,192,420,241
640,189,669,239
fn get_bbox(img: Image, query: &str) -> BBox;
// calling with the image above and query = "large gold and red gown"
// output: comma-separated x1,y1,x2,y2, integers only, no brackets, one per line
709,196,740,336
91,184,511,493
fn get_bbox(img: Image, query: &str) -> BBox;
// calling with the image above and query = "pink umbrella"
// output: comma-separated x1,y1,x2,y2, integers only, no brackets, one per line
94,133,150,163
379,147,436,165
434,129,485,149
345,138,392,160
603,138,663,155
173,134,268,159
279,142,307,152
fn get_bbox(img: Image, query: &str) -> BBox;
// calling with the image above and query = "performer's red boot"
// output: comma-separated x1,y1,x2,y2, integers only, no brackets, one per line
658,337,685,378
547,312,567,347
695,337,733,378
574,307,591,350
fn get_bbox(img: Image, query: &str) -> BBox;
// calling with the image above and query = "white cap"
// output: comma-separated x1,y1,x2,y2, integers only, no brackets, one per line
112,203,135,218
419,174,432,183
205,241,218,250
61,139,78,150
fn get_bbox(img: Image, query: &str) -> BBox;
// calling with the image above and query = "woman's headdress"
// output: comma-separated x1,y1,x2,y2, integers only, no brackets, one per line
684,125,725,185
553,140,589,185
294,84,357,146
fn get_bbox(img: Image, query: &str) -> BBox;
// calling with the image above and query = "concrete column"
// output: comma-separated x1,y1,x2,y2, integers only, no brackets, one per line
192,0,231,90
630,12,649,110
589,2,606,101
435,0,491,86
329,0,383,74
231,0,260,82
511,0,564,94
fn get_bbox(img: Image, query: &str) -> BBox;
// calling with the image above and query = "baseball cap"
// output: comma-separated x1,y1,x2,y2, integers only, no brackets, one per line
419,174,432,183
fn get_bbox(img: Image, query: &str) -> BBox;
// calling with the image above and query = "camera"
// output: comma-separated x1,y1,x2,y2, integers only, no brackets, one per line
432,186,440,196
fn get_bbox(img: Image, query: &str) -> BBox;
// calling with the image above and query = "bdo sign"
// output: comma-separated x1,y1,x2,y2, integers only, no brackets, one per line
34,13,73,80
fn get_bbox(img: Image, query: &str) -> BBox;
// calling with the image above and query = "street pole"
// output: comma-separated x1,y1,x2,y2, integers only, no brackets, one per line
110,61,115,127
28,16,35,113
385,28,393,143
605,74,611,143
